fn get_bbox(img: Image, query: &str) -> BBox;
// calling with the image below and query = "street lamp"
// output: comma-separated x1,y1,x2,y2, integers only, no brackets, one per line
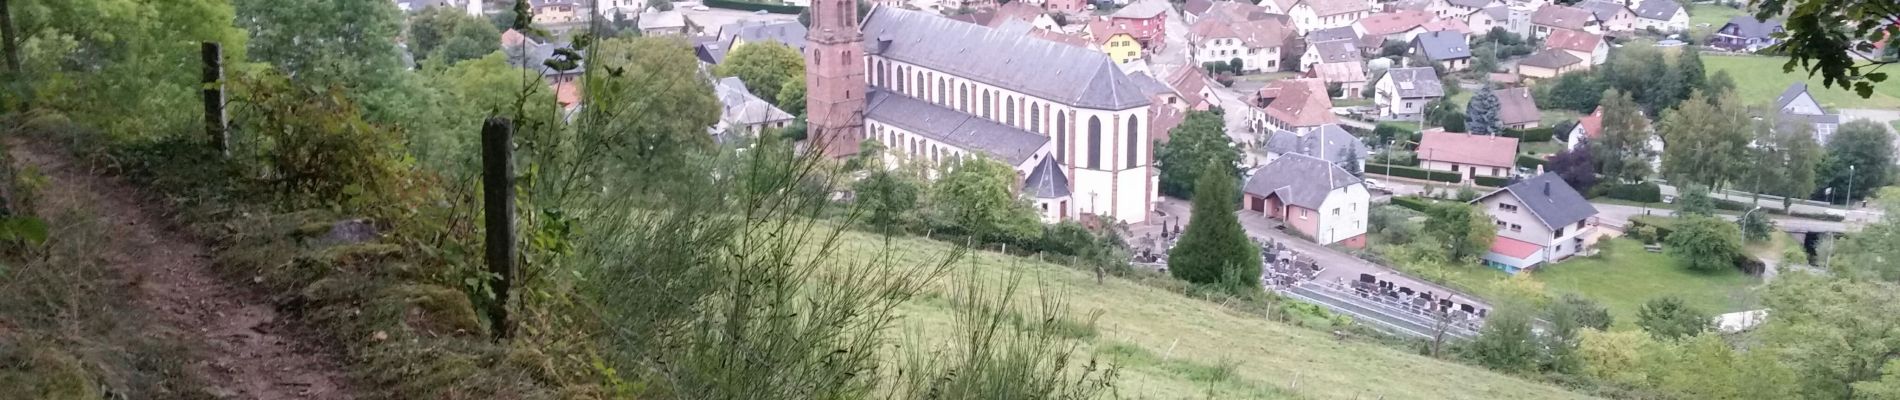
1847,165,1857,208
1386,139,1395,178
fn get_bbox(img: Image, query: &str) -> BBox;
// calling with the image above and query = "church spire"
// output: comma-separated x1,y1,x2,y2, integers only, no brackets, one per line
804,0,867,158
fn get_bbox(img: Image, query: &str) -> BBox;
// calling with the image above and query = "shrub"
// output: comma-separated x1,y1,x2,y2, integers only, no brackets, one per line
1473,175,1512,188
1594,183,1663,203
1391,196,1434,212
1516,154,1547,169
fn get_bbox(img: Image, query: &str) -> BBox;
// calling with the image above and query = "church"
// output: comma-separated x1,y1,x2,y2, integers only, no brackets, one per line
804,0,1159,224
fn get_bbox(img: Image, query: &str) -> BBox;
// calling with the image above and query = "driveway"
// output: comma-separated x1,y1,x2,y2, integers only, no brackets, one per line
1148,197,1494,312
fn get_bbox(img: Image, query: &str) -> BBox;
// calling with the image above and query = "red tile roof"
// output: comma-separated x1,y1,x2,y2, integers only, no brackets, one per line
1543,29,1602,53
1418,131,1519,168
1490,236,1544,259
1576,106,1604,140
1531,4,1594,30
1357,10,1434,37
1261,79,1339,127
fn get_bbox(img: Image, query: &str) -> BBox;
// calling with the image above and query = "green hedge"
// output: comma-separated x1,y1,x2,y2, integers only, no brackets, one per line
1593,183,1662,203
1473,176,1511,188
1391,196,1434,212
1367,163,1462,183
1502,127,1555,143
1516,154,1546,169
703,0,804,14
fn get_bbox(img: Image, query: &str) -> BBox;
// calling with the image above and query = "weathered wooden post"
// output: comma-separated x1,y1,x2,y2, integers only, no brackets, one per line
201,42,227,156
481,118,516,340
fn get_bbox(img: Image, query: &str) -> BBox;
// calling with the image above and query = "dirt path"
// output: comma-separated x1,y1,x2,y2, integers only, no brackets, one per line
7,139,354,399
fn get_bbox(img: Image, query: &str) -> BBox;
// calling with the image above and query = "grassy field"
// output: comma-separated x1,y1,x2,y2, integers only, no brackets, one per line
833,230,1599,400
1703,55,1900,110
1537,239,1761,328
1688,4,1748,32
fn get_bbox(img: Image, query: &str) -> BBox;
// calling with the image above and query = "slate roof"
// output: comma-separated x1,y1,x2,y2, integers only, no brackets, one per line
1307,0,1371,17
1129,71,1177,98
1480,173,1598,229
714,77,795,128
1313,40,1362,63
1023,156,1073,198
1447,0,1494,9
1518,48,1583,68
1243,152,1362,209
1201,1,1275,22
1185,0,1216,16
1544,28,1602,53
1495,87,1540,126
1717,15,1783,39
862,7,1151,110
1307,26,1360,44
1531,5,1594,30
1412,30,1471,61
1418,131,1517,168
1775,82,1812,111
1632,0,1682,20
1266,124,1368,165
719,20,808,51
1574,0,1629,24
865,89,1050,165
1383,67,1444,98
1113,0,1171,19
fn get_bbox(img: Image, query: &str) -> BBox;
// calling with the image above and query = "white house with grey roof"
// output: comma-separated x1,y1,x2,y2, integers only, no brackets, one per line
1775,82,1841,144
1374,67,1445,119
1243,153,1370,248
1411,31,1472,71
1632,0,1687,31
1262,124,1368,172
850,6,1158,223
713,77,796,137
1473,173,1599,274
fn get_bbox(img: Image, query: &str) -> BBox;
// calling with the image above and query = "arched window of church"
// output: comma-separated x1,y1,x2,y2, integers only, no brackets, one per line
1005,98,1016,125
895,66,906,92
875,60,884,87
982,91,992,119
938,78,947,105
1029,105,1040,133
960,85,969,112
1056,111,1067,162
1088,116,1103,169
1126,116,1140,168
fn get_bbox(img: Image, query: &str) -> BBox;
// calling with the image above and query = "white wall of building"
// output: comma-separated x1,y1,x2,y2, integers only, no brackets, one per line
1313,184,1370,245
1477,192,1593,262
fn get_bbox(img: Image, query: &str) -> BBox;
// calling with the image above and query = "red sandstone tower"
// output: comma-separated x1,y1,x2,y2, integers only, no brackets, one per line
804,0,866,158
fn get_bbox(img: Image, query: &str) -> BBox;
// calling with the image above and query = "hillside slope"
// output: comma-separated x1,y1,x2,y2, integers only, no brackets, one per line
835,232,1597,400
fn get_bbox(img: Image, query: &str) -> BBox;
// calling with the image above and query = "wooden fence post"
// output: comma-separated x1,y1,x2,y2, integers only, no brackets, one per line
481,118,516,340
201,42,227,156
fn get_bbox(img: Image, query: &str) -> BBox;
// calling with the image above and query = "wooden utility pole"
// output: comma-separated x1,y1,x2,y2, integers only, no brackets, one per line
481,118,517,340
201,42,228,156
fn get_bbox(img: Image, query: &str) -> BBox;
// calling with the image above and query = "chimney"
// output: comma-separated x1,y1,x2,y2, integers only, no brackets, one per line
1543,181,1550,195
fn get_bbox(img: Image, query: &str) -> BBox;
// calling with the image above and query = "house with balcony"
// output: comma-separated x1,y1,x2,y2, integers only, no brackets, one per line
1710,16,1784,52
1473,173,1600,273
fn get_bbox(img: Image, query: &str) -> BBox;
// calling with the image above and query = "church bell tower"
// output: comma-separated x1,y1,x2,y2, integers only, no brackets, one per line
804,0,867,158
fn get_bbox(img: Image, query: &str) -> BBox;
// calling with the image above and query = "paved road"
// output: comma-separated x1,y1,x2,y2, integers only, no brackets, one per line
1590,202,1850,233
1148,197,1495,312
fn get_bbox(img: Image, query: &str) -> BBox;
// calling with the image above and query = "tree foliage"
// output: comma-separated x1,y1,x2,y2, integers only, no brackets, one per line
1465,85,1501,135
1760,273,1900,399
1830,187,1900,282
715,42,805,108
1657,91,1750,190
1592,89,1653,183
1466,307,1539,371
1817,119,1894,203
582,37,724,195
1665,215,1742,273
932,157,1041,244
417,51,558,170
1750,112,1824,211
9,0,246,138
1423,202,1494,262
1548,139,1598,193
408,5,501,65
236,0,406,93
1168,160,1260,290
1424,98,1465,132
1156,111,1239,199
855,169,923,233
1635,296,1712,341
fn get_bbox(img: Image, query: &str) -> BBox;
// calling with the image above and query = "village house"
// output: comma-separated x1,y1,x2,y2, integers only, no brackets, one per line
1355,10,1437,46
712,77,796,137
1412,30,1472,71
1262,124,1369,171
1255,78,1340,133
1515,48,1584,79
636,9,696,36
1042,0,1088,14
948,2,1061,31
1417,130,1518,180
1495,87,1542,129
1776,82,1842,143
1429,0,1498,20
502,29,584,108
1089,20,1147,64
1301,40,1367,96
1474,173,1600,273
1632,0,1688,32
1710,16,1784,52
696,21,808,65
531,0,582,25
1108,0,1171,47
1189,16,1293,73
1530,4,1600,38
1373,67,1444,119
1543,28,1609,66
1243,153,1371,248
1566,106,1664,171
1574,0,1636,33
1266,0,1374,33
1165,66,1218,111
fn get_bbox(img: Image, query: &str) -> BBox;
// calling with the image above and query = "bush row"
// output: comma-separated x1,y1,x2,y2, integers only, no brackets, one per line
1502,127,1555,143
1366,163,1462,183
1472,175,1511,188
1390,195,1434,213
1591,182,1663,203
1516,154,1546,169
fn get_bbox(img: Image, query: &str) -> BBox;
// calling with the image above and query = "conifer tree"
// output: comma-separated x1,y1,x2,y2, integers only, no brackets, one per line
1466,85,1501,135
1168,159,1261,290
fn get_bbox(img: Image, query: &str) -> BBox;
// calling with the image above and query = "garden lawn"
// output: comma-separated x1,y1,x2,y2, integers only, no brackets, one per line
830,229,1600,400
1535,239,1761,329
1703,55,1900,110
1688,4,1747,31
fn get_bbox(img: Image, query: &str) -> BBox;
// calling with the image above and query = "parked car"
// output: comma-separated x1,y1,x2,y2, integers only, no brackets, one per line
693,5,710,10
1363,178,1385,192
